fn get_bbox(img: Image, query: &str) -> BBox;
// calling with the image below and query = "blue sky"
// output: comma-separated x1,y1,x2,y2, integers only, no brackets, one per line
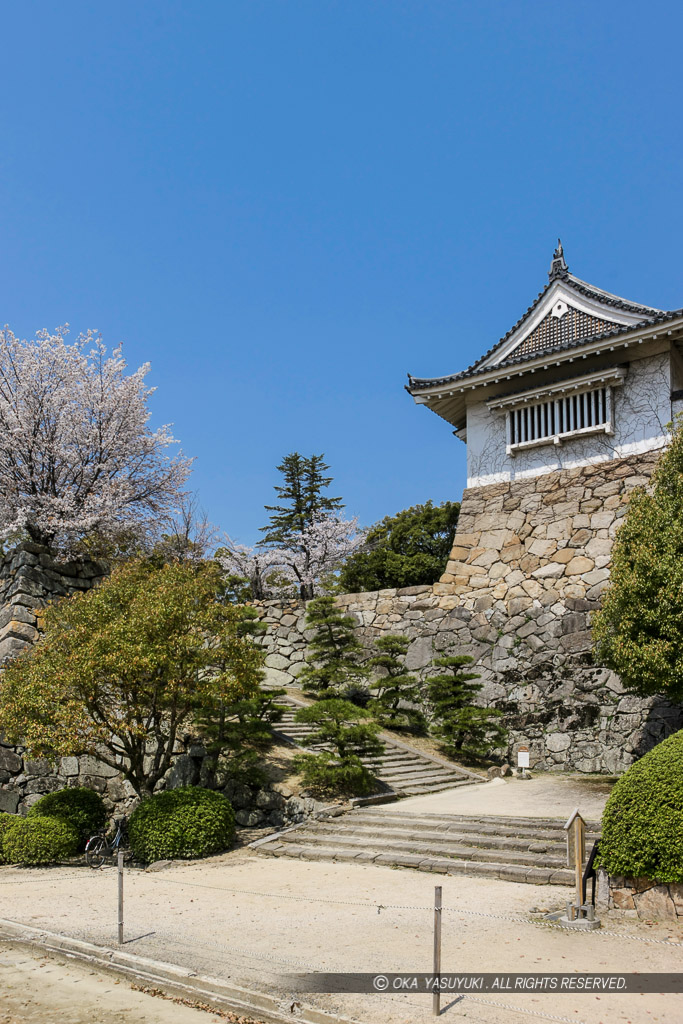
2,1,682,543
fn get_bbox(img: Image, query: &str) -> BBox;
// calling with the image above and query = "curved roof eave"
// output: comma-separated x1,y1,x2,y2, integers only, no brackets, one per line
406,307,683,395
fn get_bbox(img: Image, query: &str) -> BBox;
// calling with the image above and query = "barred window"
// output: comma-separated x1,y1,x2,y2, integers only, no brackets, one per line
507,385,612,453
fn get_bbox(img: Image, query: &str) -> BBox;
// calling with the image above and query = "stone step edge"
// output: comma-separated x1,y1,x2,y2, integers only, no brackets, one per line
276,834,566,868
259,844,573,884
286,822,570,851
342,815,599,840
351,810,602,830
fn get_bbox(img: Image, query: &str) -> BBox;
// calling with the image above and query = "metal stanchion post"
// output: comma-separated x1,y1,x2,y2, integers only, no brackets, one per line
118,848,124,945
433,885,442,1016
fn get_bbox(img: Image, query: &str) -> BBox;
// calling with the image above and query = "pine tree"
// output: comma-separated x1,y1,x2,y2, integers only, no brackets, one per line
261,452,343,545
367,634,426,732
293,698,384,796
298,595,370,699
426,655,507,759
197,687,289,789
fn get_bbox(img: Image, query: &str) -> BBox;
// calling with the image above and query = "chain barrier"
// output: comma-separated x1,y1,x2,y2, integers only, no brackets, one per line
465,996,590,1024
138,872,683,948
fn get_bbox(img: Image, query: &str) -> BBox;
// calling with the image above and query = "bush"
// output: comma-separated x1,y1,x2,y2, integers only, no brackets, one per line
0,812,18,864
598,730,683,883
2,816,78,865
28,787,107,845
294,751,377,797
128,787,235,863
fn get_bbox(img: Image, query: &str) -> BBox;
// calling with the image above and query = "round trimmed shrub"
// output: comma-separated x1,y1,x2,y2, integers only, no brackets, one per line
2,816,78,865
128,787,235,863
0,811,19,864
28,787,107,845
599,730,683,883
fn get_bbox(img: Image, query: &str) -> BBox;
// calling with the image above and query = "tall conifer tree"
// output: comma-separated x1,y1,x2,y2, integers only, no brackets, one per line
260,453,343,544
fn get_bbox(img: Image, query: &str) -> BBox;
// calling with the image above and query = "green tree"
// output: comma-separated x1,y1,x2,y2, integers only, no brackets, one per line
260,452,343,545
298,596,369,699
426,655,507,759
293,698,383,796
0,559,264,799
197,688,289,789
367,634,426,732
593,417,683,702
335,501,460,593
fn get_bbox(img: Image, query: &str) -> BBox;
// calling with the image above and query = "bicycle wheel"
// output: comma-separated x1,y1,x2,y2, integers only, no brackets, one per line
85,834,109,869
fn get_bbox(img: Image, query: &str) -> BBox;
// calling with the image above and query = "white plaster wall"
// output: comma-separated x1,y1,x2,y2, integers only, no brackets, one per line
466,352,671,487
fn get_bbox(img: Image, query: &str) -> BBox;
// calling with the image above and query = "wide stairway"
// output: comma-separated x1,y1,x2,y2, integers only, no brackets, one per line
273,693,484,797
256,805,601,886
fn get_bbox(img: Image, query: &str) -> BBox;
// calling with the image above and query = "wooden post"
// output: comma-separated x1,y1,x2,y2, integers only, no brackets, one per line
432,885,442,1016
117,848,124,945
564,809,586,917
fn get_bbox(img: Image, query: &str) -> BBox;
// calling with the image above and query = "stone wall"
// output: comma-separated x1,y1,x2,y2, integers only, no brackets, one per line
596,869,683,922
255,451,683,774
0,542,107,664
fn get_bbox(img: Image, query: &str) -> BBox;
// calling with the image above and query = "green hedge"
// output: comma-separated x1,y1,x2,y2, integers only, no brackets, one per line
599,730,683,883
0,812,18,864
28,788,107,845
2,816,78,865
128,787,235,863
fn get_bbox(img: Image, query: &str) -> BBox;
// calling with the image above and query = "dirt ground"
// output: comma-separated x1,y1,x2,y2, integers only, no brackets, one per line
0,942,263,1024
0,846,680,1024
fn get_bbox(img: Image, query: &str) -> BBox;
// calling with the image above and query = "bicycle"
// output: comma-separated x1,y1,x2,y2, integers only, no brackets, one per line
85,815,129,868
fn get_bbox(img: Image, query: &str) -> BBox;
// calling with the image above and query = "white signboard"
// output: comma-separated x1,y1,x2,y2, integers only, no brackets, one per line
517,747,530,769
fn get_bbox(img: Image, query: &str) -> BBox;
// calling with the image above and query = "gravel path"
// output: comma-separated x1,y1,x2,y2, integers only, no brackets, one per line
0,849,680,1024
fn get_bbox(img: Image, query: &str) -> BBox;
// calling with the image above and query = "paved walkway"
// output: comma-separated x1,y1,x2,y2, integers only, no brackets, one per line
0,849,680,1024
388,774,615,821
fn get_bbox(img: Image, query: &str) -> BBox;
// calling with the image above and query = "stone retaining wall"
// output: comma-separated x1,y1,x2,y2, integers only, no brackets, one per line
596,869,683,922
255,451,683,773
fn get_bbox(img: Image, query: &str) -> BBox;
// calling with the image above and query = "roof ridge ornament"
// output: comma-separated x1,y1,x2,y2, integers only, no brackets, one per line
549,238,569,280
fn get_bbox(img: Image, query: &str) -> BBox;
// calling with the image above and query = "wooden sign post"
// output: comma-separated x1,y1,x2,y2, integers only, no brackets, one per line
517,745,530,778
564,808,586,918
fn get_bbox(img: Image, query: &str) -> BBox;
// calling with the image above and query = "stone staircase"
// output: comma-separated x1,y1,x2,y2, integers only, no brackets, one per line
256,805,601,886
273,693,485,797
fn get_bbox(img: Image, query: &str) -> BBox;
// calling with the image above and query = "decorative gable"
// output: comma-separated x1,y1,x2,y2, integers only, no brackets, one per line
513,304,624,360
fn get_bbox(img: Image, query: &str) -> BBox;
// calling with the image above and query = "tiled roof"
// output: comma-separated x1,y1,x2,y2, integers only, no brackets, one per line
407,307,683,393
407,250,675,394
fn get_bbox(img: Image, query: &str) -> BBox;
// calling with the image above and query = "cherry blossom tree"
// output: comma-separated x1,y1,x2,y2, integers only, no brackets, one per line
219,515,366,602
217,538,288,600
278,515,366,599
0,326,192,554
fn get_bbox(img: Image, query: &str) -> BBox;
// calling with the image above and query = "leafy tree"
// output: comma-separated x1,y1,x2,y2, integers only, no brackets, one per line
261,453,343,545
0,559,264,798
293,698,383,796
593,417,683,702
298,596,369,699
426,654,507,759
0,326,191,555
367,634,426,732
336,501,460,593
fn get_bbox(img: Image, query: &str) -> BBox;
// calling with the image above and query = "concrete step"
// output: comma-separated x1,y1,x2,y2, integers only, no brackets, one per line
278,830,567,868
305,821,567,853
349,811,601,837
258,840,575,885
